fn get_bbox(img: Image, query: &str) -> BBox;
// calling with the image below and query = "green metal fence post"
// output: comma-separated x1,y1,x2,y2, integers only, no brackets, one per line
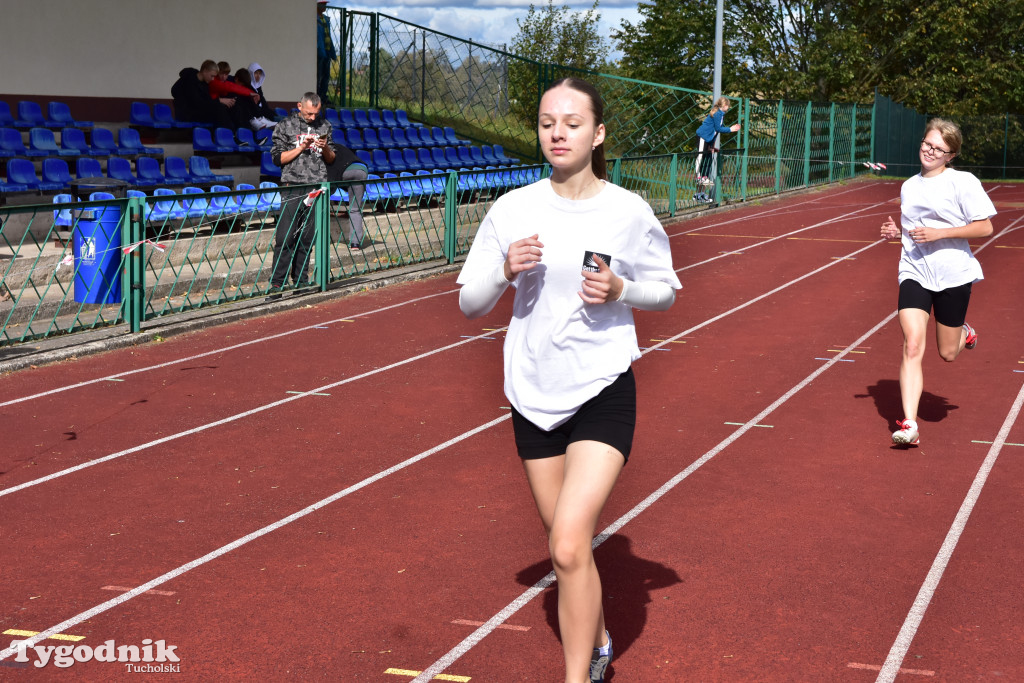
611,158,622,185
315,183,330,290
828,102,836,183
741,97,749,201
370,13,379,109
775,100,783,195
803,101,812,187
124,196,145,333
444,171,458,263
668,153,678,217
850,103,857,178
871,88,878,166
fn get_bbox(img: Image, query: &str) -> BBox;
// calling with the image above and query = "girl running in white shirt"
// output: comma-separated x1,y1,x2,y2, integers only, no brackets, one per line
457,78,681,682
880,118,995,446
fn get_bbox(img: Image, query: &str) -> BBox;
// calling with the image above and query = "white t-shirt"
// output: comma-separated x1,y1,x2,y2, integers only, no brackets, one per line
897,168,996,291
457,179,682,430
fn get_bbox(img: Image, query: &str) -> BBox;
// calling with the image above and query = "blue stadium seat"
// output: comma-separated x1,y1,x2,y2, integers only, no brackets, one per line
181,186,213,219
324,108,341,128
76,157,103,179
213,128,240,153
193,127,230,153
0,101,15,128
417,148,435,171
372,149,389,173
355,149,373,172
444,126,469,146
390,127,410,149
493,144,519,164
126,189,153,222
443,147,460,169
396,110,414,128
480,145,500,164
130,102,169,129
368,110,383,128
260,152,281,178
49,102,92,129
257,181,282,211
136,156,168,186
236,127,259,150
415,169,438,196
329,185,350,203
377,127,395,149
416,127,436,147
345,128,364,150
153,103,192,129
339,109,356,129
53,193,76,226
107,157,141,186
28,127,63,156
431,127,447,146
91,127,132,155
381,110,398,128
274,107,289,119
189,155,233,184
1,127,44,157
381,173,404,203
398,171,419,201
150,188,187,222
119,127,164,155
353,110,371,129
402,148,421,172
362,127,381,150
59,127,101,156
16,101,56,128
430,147,449,170
236,183,261,213
164,156,195,185
457,146,474,166
9,158,63,190
469,146,486,165
255,128,273,150
386,149,407,173
208,185,240,216
42,158,73,188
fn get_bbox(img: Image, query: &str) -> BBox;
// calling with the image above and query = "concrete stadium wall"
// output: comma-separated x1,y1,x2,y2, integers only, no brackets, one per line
0,0,321,120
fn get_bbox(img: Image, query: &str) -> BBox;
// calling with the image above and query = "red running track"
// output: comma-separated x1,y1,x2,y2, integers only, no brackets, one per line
1,178,1022,681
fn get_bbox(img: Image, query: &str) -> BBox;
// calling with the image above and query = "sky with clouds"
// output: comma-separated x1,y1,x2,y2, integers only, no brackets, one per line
337,0,642,59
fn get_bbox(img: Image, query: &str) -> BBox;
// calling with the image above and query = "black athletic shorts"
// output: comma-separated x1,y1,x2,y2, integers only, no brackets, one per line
511,367,636,463
898,278,973,328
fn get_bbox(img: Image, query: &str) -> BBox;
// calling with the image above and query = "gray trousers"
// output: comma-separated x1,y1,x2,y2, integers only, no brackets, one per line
340,165,367,247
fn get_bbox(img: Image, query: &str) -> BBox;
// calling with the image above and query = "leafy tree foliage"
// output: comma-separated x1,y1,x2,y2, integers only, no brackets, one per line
508,1,609,126
612,0,1024,116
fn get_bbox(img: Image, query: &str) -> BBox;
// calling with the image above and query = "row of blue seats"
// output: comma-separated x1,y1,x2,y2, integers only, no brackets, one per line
336,125,472,152
324,107,420,131
0,100,92,130
53,182,285,225
367,167,543,203
2,156,232,193
193,127,273,154
0,127,162,159
257,144,524,179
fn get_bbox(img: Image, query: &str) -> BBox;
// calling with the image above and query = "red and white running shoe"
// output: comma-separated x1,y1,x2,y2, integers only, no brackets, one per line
892,419,920,446
963,323,978,350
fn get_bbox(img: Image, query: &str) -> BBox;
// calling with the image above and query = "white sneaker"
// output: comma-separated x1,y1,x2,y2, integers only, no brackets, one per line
590,630,612,683
892,419,920,446
250,117,276,130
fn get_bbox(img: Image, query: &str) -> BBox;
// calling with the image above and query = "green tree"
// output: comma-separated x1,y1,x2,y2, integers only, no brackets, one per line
508,1,610,126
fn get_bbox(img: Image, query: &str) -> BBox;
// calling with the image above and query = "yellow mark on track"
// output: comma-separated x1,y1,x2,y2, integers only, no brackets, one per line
787,237,874,243
724,422,773,428
384,668,471,682
995,245,1024,249
972,440,1024,447
650,339,687,344
827,349,865,354
3,629,85,642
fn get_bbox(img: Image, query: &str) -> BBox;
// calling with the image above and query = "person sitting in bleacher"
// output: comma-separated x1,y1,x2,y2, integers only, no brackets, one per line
208,66,273,131
171,60,236,130
236,66,277,127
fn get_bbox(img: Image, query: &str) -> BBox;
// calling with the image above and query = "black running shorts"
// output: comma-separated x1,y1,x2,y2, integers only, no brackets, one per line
511,367,636,463
898,278,973,328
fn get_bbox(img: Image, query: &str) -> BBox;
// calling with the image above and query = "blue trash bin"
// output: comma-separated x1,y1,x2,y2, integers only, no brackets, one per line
70,178,128,304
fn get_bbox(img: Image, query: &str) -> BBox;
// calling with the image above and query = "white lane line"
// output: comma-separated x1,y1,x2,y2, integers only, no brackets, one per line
0,328,504,499
0,414,511,663
0,289,458,408
411,312,899,683
875,379,1024,683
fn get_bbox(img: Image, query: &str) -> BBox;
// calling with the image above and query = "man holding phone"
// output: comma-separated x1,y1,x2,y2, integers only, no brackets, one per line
268,92,336,296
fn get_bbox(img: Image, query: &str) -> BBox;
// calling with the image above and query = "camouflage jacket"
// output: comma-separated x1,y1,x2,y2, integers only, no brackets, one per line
270,112,334,185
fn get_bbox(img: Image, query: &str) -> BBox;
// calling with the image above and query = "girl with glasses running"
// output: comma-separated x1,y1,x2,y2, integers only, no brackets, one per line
879,118,996,447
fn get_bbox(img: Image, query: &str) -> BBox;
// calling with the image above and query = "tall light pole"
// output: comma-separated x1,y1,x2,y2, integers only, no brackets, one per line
713,0,724,101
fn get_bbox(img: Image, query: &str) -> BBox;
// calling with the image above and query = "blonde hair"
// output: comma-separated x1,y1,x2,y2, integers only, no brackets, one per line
712,96,731,112
924,118,962,165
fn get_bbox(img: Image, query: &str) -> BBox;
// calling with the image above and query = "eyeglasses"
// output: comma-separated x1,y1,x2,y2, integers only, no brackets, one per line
920,140,952,156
